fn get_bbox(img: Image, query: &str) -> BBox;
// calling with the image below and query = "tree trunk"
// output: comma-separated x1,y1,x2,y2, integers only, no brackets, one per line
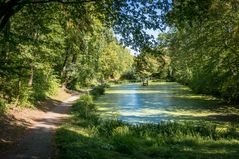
0,1,24,32
1,19,10,60
28,31,38,87
28,65,33,87
72,52,77,64
14,77,22,107
61,42,71,78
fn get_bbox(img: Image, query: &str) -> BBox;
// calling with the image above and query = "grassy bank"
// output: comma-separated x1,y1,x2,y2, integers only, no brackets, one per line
55,86,239,159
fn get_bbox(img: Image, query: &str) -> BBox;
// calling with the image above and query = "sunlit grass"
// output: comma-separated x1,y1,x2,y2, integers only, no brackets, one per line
56,123,239,158
55,92,239,159
62,124,92,137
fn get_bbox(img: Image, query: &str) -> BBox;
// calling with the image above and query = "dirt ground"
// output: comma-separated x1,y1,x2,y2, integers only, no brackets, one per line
0,88,80,158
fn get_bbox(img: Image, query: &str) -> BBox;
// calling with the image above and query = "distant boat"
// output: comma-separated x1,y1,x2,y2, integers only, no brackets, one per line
142,78,149,86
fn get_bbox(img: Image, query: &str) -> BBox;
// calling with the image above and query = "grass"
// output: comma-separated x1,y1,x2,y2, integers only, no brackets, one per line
55,89,239,159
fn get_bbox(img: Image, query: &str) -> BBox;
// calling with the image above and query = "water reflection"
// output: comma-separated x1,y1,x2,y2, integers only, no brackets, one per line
95,82,239,124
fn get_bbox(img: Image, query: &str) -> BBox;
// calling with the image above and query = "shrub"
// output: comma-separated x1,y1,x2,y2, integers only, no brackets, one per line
97,120,126,137
112,126,130,136
72,94,96,119
32,72,60,101
0,98,6,113
90,85,105,99
111,135,137,155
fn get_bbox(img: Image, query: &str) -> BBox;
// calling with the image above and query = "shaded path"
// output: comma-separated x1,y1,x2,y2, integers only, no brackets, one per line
1,95,80,159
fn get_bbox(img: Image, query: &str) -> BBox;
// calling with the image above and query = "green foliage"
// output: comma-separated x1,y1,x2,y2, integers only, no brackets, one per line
164,0,239,103
0,99,6,113
60,26,133,90
72,94,96,119
134,53,161,78
90,85,105,99
120,71,137,80
130,122,239,140
55,89,239,159
134,48,170,80
0,0,171,48
97,120,126,137
0,1,134,108
55,127,98,159
32,72,60,101
56,116,239,159
98,41,134,81
111,134,136,155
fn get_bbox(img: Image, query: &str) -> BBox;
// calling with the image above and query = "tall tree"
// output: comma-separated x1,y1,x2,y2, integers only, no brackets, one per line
164,0,239,102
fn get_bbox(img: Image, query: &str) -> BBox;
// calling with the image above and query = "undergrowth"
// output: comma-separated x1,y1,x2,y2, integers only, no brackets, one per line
0,99,6,113
89,85,106,99
55,86,239,159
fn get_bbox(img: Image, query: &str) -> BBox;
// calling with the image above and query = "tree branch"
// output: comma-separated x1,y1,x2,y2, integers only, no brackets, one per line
16,0,96,5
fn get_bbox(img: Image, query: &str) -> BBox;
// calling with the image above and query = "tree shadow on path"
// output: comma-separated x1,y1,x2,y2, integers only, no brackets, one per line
0,95,80,159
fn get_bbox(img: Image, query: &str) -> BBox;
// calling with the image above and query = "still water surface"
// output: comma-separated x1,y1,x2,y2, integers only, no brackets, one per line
95,82,239,124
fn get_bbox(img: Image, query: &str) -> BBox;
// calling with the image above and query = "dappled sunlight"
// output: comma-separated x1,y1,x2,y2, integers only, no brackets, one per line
174,94,219,101
106,90,162,94
99,107,223,123
115,108,220,118
67,127,92,138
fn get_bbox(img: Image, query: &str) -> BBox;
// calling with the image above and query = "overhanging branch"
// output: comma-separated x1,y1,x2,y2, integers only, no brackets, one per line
16,0,96,5
0,0,96,31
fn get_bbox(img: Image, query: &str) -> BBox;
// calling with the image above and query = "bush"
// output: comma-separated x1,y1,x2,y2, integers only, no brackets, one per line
111,135,137,154
90,85,105,99
72,94,96,119
112,126,130,136
32,72,59,101
57,107,239,159
55,81,239,159
0,98,6,113
97,120,126,137
120,71,137,80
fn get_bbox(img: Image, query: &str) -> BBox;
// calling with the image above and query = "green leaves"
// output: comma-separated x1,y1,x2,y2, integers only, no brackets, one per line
165,0,239,103
111,0,169,49
0,0,172,49
134,52,161,78
99,41,131,80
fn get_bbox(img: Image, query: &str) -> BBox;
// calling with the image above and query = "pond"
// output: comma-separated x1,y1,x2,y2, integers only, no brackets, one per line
95,82,239,124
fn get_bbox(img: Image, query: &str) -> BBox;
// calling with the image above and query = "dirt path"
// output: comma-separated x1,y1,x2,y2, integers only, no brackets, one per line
1,95,80,159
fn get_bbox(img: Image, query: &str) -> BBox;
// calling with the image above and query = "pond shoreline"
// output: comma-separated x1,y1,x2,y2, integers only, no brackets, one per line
95,82,239,124
54,88,239,159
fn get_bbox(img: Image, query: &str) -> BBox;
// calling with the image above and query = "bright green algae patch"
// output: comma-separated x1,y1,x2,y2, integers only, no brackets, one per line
55,93,239,159
95,82,239,124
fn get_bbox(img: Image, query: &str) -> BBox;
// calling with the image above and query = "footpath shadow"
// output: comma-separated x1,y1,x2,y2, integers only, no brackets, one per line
0,113,31,152
36,97,62,112
0,95,80,159
35,88,83,112
1,125,54,159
